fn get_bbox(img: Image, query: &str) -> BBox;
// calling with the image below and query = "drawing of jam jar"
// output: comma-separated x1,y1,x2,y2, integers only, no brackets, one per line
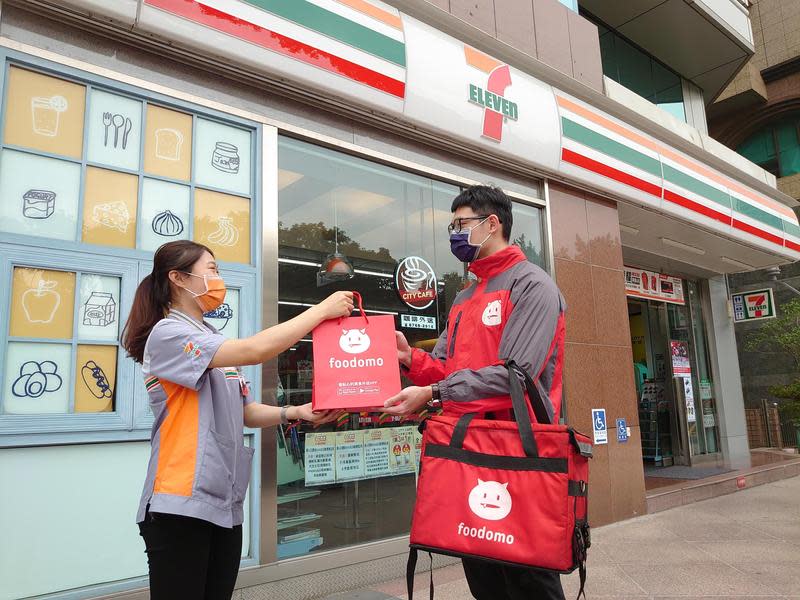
211,142,240,174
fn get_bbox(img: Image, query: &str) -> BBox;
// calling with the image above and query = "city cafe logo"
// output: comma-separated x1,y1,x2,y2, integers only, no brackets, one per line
465,46,519,143
395,256,437,310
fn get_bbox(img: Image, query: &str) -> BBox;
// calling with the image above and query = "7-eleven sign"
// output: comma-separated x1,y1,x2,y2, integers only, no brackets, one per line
732,288,776,322
465,46,519,142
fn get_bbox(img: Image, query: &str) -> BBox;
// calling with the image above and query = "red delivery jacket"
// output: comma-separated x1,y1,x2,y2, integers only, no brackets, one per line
405,245,566,421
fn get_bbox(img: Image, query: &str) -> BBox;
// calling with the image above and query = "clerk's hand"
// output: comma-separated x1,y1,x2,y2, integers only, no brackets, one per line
293,403,343,425
317,291,355,321
396,331,412,368
383,386,432,416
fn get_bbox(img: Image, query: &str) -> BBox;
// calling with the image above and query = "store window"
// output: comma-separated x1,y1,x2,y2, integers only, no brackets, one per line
581,11,687,122
0,65,255,262
736,114,800,178
275,136,545,558
0,59,259,441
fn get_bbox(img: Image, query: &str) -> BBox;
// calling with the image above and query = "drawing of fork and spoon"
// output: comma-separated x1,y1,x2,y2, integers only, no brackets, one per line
103,112,133,149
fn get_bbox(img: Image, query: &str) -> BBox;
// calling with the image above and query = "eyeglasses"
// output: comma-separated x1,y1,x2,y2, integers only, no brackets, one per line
448,216,490,234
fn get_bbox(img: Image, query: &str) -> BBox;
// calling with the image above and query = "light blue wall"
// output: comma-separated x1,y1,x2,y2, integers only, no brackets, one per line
0,443,150,599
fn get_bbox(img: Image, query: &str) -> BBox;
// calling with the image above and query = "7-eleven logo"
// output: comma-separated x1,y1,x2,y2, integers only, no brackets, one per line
465,46,519,142
746,294,768,317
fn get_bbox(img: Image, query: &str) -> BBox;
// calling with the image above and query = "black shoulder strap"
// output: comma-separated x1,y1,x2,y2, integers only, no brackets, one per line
406,548,435,600
506,359,552,424
407,548,417,600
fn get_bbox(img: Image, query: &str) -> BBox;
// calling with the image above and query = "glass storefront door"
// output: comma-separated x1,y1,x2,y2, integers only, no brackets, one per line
628,275,720,467
274,136,546,559
630,299,679,466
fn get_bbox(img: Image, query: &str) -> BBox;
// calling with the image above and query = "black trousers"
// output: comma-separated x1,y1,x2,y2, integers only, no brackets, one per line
462,558,566,600
138,510,242,600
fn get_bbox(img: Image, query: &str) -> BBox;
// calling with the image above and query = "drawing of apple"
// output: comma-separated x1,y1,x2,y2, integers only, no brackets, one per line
21,279,61,324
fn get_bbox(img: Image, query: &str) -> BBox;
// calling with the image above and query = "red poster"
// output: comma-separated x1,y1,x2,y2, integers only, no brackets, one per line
670,340,691,376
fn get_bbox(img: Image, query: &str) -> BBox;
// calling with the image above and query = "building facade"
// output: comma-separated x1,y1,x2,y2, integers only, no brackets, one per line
708,0,800,446
0,0,796,599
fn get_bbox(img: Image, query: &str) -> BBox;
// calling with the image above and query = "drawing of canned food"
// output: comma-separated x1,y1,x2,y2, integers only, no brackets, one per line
31,95,68,137
211,142,240,174
83,291,116,327
22,189,56,219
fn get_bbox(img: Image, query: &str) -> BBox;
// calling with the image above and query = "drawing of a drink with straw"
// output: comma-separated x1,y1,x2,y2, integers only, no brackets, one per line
31,95,68,137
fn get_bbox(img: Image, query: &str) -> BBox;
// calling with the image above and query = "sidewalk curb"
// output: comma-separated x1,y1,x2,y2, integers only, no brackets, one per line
646,456,800,513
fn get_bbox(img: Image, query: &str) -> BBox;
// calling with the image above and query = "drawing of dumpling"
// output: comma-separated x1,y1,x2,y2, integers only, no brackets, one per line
92,200,130,233
154,128,183,161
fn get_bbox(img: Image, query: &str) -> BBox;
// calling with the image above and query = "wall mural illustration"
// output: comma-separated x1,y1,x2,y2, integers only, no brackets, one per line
22,189,56,219
102,112,133,149
12,360,63,398
21,279,61,324
31,95,68,137
80,360,113,400
82,291,116,327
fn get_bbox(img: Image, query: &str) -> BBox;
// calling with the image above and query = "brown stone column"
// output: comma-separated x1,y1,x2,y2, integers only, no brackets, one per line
548,182,646,525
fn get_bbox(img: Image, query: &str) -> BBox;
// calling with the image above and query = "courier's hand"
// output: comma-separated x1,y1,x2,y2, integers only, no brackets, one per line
293,403,343,425
317,291,354,321
396,331,412,368
383,386,432,416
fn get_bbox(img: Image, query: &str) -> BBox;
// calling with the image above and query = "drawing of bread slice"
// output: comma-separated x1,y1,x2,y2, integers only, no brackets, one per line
154,128,183,161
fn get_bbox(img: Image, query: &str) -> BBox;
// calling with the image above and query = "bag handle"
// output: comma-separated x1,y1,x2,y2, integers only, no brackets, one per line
506,360,540,458
506,359,553,425
340,291,369,326
445,362,551,459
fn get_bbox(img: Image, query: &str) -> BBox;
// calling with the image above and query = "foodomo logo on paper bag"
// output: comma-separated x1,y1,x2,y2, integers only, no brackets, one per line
312,297,401,411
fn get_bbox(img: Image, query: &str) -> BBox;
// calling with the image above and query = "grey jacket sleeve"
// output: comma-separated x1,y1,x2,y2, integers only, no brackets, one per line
438,268,564,418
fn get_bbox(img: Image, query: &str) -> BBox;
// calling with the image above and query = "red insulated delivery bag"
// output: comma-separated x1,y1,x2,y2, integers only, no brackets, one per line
312,292,401,411
407,360,593,599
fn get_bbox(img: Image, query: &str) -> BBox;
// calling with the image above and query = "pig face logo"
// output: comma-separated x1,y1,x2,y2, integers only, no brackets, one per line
468,479,512,521
482,300,502,326
339,328,371,354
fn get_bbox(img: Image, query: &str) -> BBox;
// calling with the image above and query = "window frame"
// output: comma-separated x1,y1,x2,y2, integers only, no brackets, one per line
0,49,263,448
580,8,688,122
737,115,800,178
0,246,139,436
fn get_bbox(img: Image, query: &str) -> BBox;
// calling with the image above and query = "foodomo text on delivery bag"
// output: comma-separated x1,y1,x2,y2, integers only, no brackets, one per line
312,292,401,411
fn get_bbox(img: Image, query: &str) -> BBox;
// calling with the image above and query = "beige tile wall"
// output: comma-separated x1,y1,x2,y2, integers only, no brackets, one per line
416,0,603,92
549,182,647,526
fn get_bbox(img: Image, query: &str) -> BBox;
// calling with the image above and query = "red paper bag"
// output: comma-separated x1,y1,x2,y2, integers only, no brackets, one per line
312,293,401,411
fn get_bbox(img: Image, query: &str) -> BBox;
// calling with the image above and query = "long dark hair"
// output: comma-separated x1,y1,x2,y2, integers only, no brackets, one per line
122,240,214,363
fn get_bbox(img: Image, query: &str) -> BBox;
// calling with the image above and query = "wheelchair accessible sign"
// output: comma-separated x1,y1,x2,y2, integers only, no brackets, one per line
592,408,608,445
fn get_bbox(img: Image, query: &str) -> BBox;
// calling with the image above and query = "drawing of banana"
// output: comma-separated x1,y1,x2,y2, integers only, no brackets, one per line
207,216,239,247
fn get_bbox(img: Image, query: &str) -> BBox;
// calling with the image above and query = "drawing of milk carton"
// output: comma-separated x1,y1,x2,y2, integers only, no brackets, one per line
83,292,116,327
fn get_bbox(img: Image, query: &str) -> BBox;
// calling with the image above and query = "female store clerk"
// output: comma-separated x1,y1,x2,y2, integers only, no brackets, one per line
122,240,353,600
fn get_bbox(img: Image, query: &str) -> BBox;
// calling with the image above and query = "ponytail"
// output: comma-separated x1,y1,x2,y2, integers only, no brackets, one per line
121,240,213,363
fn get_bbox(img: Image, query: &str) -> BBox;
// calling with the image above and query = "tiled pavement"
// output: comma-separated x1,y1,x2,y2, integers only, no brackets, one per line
321,476,800,599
